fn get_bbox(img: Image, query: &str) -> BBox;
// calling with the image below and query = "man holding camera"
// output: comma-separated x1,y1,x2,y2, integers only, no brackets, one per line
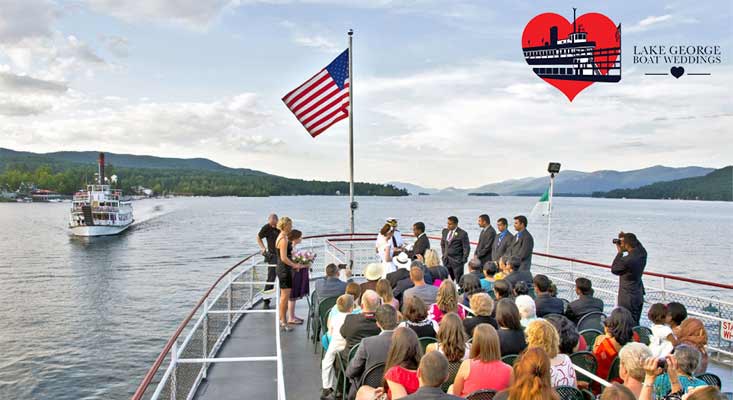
611,232,647,325
256,213,279,309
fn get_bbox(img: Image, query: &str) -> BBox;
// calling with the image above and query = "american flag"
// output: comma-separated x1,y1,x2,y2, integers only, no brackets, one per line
282,49,350,138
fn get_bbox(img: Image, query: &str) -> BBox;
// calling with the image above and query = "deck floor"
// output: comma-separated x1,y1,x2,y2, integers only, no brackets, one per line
194,299,321,400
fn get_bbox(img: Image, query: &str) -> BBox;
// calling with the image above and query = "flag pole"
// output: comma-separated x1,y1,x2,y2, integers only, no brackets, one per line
348,29,355,237
546,172,555,261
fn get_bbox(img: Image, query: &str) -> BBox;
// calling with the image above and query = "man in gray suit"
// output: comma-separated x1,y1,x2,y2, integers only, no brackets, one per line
474,214,496,265
400,352,462,400
492,217,514,263
314,263,349,303
509,215,534,272
343,305,398,400
440,216,470,282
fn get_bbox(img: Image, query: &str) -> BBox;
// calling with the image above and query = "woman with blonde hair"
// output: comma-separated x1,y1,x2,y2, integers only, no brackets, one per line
494,347,560,400
525,319,577,387
376,278,399,310
462,292,497,338
450,324,512,396
275,216,305,330
426,312,469,362
428,280,465,323
422,249,450,287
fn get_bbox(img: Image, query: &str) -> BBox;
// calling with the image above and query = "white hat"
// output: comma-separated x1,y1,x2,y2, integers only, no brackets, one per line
364,263,385,281
393,252,410,269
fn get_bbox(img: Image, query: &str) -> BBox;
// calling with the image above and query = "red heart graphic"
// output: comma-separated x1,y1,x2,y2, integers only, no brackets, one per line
522,12,621,101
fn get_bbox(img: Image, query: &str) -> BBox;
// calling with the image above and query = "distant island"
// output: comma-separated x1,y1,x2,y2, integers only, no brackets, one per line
592,166,732,201
418,192,431,196
0,148,408,197
467,192,499,197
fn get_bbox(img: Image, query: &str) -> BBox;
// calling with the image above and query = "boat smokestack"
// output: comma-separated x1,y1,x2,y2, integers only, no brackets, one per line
550,26,558,45
98,152,105,185
573,8,577,33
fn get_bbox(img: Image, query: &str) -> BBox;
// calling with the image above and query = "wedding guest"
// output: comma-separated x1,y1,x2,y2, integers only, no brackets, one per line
494,347,559,400
288,229,308,324
459,274,483,308
424,249,450,287
492,218,513,263
503,257,533,291
474,214,496,265
515,295,538,328
315,263,348,302
600,383,636,400
648,303,675,358
400,352,462,400
399,296,439,338
566,277,604,324
377,278,400,310
462,293,498,338
440,216,470,282
617,342,652,398
428,280,466,323
355,327,422,400
676,318,709,374
525,319,577,387
593,307,635,382
480,261,497,293
360,263,384,297
450,324,512,397
275,217,305,331
426,313,470,362
340,290,381,358
666,302,688,336
495,298,527,357
320,294,355,400
533,274,564,317
493,279,513,303
509,215,534,272
256,213,279,309
403,266,439,306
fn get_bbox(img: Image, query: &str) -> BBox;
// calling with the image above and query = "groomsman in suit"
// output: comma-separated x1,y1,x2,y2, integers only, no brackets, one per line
474,214,496,265
492,217,513,263
509,215,534,272
409,221,430,259
440,216,470,282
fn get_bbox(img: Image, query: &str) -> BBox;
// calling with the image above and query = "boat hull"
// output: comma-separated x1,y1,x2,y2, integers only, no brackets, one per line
70,222,133,237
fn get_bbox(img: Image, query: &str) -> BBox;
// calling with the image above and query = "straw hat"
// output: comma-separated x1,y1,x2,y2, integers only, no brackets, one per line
364,263,385,281
393,252,410,269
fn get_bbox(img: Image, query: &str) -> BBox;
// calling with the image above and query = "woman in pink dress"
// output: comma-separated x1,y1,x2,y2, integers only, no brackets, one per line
450,324,512,396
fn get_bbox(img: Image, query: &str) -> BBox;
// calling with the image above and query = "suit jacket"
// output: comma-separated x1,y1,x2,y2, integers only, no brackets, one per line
492,230,514,262
534,293,565,317
401,387,463,400
475,226,496,264
504,269,533,289
566,295,605,323
409,233,430,259
314,277,347,301
509,229,534,271
387,268,410,288
440,227,470,266
340,312,380,358
611,244,647,301
345,330,394,384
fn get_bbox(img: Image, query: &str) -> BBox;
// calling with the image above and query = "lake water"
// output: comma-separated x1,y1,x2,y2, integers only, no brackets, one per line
0,196,731,399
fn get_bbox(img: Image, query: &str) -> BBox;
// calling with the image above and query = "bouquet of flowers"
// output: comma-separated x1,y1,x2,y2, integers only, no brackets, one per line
292,250,317,269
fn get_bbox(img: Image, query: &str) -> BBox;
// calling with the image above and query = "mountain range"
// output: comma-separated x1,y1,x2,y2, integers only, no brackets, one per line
595,166,732,201
389,165,716,196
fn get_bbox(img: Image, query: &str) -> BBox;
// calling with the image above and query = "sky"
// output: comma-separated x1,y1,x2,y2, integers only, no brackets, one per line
0,0,731,188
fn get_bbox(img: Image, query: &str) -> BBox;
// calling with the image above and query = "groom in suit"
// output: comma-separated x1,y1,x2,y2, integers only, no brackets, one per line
409,221,430,259
474,214,496,265
440,216,470,282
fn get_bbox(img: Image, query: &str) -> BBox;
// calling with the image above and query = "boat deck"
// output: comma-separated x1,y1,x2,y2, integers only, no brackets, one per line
194,299,320,400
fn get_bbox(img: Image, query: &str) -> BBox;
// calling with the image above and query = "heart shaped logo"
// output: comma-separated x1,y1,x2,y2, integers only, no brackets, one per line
670,66,685,79
522,11,621,101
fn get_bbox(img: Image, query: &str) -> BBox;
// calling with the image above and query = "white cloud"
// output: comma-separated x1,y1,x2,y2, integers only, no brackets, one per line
100,35,130,58
83,0,234,29
280,21,339,52
626,14,698,33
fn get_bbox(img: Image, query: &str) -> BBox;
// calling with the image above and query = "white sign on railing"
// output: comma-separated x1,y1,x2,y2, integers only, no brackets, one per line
722,319,733,342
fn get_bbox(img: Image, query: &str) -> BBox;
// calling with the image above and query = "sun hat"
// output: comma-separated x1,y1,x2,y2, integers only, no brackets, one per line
393,252,410,269
386,218,398,227
364,263,385,281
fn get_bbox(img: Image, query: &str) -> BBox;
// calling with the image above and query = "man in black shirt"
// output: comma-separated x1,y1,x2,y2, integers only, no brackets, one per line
533,274,565,317
611,232,647,325
256,213,279,309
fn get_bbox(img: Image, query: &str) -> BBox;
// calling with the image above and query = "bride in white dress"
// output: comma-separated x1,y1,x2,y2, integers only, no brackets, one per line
375,223,395,275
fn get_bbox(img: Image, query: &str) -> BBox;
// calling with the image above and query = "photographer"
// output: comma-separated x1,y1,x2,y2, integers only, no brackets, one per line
256,213,279,309
611,232,647,325
638,344,707,400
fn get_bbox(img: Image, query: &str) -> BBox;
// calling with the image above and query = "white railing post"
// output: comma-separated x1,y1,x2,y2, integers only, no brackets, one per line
170,341,178,400
227,271,233,336
275,280,285,400
202,298,209,379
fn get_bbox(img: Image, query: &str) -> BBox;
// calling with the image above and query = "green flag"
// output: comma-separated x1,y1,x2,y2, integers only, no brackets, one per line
531,186,550,217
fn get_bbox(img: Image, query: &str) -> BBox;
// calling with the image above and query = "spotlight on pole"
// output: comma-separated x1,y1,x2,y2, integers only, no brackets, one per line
548,162,561,176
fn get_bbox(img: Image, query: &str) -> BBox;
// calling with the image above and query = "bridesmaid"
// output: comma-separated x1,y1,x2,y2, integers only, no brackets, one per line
275,217,305,331
288,229,308,325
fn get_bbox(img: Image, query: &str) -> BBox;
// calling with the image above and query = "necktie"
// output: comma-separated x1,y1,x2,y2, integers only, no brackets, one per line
448,230,454,241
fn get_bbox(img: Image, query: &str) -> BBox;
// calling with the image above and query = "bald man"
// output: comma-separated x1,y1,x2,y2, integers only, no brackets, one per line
339,290,381,359
256,213,279,309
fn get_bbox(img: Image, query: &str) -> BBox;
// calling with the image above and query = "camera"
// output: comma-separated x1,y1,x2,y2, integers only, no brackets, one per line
337,264,348,270
612,238,621,245
657,358,667,370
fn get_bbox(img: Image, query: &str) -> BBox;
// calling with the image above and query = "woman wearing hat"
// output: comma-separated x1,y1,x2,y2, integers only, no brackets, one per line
360,263,385,296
